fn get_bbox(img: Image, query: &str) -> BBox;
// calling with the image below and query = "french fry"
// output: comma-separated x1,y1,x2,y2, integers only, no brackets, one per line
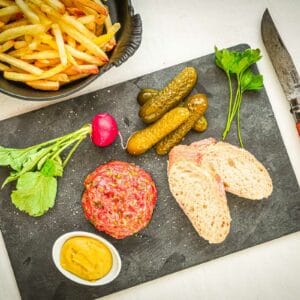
8,46,31,57
60,0,73,7
66,35,75,47
86,21,95,33
65,49,77,65
26,79,59,91
48,73,69,82
14,40,27,49
15,0,40,24
0,19,28,32
0,24,44,43
69,73,89,80
77,15,95,24
45,0,65,14
75,0,107,16
34,60,48,68
7,65,24,72
61,14,96,40
22,50,59,60
93,23,120,47
0,6,20,18
35,44,53,51
61,74,90,85
34,57,60,68
73,3,97,16
0,39,13,52
51,24,67,65
0,61,8,70
0,52,42,74
27,3,52,26
24,34,32,43
4,63,68,81
65,64,99,75
104,14,116,48
95,23,103,36
0,1,15,7
95,15,106,26
65,44,104,65
66,7,85,17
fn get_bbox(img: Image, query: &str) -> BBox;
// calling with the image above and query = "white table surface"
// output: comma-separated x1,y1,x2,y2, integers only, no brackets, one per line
0,0,300,299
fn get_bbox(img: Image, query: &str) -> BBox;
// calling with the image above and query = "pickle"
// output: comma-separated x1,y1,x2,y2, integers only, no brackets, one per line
184,93,208,115
139,67,197,124
193,115,208,132
127,107,190,155
137,89,159,105
156,94,208,155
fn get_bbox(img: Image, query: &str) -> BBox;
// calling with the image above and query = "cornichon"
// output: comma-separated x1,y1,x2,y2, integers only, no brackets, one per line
127,107,190,155
156,94,208,155
139,67,197,123
137,89,159,105
193,115,208,132
137,87,207,131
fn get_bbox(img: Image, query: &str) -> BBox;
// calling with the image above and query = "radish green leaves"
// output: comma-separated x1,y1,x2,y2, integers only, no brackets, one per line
0,124,91,217
215,47,263,147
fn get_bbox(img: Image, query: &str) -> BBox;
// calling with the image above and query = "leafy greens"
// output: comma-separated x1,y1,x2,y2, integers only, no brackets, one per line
0,124,91,217
215,47,263,147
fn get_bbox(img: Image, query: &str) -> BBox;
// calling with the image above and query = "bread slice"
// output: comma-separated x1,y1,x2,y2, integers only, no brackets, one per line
191,140,273,200
168,138,216,171
168,160,231,244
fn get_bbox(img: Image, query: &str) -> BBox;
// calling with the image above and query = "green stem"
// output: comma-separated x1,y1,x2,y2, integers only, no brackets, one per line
222,71,233,140
237,99,244,147
24,124,91,153
63,137,85,168
50,131,89,160
223,81,241,139
229,75,242,124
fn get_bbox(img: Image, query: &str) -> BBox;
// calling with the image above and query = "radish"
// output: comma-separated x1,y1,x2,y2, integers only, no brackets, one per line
91,113,124,148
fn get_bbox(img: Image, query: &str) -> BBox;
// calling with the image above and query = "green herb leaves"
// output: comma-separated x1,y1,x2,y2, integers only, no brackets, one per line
240,69,263,92
41,159,63,177
11,172,57,217
0,124,91,217
215,47,263,146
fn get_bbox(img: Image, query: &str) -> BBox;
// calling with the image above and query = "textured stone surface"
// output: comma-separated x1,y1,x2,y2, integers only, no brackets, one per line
0,45,299,300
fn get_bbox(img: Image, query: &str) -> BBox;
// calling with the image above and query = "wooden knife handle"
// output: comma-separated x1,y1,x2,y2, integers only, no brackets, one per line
296,122,300,136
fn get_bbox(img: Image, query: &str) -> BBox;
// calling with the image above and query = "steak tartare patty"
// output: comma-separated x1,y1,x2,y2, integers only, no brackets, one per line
82,161,157,239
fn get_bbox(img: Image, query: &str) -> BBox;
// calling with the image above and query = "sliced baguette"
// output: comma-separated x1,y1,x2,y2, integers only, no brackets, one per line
168,160,231,244
191,140,273,200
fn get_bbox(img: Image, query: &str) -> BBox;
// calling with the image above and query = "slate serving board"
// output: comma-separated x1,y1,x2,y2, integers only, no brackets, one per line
0,44,299,300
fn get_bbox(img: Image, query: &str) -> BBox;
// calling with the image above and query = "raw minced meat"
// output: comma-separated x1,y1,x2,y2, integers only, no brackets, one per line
82,161,157,239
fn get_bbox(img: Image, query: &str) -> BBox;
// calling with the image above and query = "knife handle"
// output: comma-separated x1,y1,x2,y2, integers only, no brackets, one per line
290,98,300,136
296,122,300,136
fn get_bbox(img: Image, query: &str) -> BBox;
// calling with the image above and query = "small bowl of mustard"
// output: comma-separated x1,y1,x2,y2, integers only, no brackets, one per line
52,231,121,286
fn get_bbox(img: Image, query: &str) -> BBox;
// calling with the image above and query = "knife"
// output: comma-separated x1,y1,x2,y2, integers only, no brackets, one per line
261,9,300,135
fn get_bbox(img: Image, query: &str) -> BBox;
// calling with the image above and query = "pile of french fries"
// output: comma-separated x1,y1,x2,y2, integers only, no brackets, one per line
0,0,120,91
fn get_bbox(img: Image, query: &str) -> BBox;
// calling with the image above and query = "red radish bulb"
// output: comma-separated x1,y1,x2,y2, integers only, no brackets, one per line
91,113,119,147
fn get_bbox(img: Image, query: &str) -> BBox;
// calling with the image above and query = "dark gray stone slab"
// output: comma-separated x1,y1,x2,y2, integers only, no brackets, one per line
0,44,299,300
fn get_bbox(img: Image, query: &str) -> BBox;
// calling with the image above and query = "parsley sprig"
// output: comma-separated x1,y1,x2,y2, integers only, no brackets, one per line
215,47,263,147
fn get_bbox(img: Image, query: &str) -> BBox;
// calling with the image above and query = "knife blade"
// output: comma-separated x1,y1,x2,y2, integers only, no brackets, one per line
261,9,300,135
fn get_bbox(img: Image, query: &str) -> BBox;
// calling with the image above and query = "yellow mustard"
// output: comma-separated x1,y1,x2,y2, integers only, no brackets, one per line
60,236,112,281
